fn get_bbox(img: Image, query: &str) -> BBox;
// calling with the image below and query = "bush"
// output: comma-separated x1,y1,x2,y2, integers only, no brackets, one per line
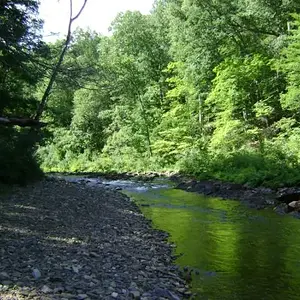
0,127,43,184
177,146,300,188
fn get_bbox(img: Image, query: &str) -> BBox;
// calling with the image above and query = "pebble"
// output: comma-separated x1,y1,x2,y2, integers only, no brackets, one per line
89,252,100,258
20,290,30,296
41,285,53,294
60,292,75,298
54,286,65,293
0,272,9,279
111,292,119,298
32,268,41,279
130,290,141,298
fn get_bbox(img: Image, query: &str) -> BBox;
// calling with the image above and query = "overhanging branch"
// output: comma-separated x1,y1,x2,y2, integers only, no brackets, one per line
35,0,88,121
0,117,47,127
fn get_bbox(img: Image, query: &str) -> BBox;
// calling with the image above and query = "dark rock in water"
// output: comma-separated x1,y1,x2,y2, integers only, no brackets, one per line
175,178,277,210
183,270,193,283
276,188,300,204
288,211,300,218
274,203,288,214
176,182,188,190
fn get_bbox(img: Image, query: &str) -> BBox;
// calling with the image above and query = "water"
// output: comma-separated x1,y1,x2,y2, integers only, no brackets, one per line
120,180,300,300
59,176,300,299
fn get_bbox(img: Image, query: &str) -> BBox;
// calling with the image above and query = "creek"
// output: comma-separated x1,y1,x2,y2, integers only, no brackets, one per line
63,176,300,299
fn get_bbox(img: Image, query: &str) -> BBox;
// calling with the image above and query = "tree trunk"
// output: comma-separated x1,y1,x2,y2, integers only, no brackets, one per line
137,94,152,156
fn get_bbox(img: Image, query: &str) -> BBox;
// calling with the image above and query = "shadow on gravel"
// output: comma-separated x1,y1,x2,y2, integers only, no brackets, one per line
0,179,189,300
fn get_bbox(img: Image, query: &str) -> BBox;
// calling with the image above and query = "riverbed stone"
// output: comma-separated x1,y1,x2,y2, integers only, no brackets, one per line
0,178,189,299
32,268,41,279
0,272,9,279
288,200,300,211
77,294,88,299
41,285,52,294
130,290,141,298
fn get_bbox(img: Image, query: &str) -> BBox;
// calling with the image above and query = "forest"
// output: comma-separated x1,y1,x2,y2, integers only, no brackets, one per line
2,0,300,187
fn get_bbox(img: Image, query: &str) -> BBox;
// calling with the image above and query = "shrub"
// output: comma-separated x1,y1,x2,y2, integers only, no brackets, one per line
0,127,43,184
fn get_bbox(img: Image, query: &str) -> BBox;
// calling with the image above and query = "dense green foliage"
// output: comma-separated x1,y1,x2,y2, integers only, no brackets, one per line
4,0,300,187
0,0,46,183
36,0,300,187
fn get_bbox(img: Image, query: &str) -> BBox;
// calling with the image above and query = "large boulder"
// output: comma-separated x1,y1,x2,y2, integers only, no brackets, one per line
288,200,300,212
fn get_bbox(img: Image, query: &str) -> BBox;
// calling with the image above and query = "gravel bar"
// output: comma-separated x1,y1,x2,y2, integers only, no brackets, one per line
0,178,191,299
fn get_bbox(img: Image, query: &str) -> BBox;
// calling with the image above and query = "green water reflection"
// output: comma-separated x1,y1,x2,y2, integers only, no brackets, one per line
125,188,300,300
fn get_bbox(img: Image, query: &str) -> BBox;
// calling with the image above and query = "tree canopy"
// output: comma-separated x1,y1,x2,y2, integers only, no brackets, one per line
4,0,300,187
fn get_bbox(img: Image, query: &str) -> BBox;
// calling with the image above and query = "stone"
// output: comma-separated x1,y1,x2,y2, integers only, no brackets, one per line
20,290,30,296
176,288,186,293
0,272,9,279
142,293,152,297
130,282,138,289
41,285,52,294
29,291,38,297
77,294,88,299
274,203,288,214
1,285,9,291
54,286,65,293
130,290,141,298
32,268,41,279
89,252,100,258
111,292,118,298
288,211,300,218
168,291,181,300
72,265,80,273
60,293,75,298
288,200,300,211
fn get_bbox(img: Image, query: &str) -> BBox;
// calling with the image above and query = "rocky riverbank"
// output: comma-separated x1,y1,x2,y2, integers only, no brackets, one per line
0,178,191,300
171,177,300,217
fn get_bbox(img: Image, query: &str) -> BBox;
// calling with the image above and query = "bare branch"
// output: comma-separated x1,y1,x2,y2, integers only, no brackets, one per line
71,0,88,22
35,0,88,121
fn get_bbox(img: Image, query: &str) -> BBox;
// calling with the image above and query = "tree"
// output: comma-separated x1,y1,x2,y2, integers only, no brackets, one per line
0,0,45,119
35,0,88,120
277,14,300,114
0,0,45,183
